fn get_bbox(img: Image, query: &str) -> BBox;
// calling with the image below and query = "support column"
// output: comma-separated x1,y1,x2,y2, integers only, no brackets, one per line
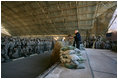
76,1,79,29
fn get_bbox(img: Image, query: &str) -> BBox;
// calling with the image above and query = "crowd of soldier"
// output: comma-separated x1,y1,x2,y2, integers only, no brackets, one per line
83,36,116,50
1,36,54,63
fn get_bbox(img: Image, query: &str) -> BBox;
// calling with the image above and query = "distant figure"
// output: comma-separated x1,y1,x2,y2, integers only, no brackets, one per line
73,30,81,49
67,34,73,46
83,40,86,48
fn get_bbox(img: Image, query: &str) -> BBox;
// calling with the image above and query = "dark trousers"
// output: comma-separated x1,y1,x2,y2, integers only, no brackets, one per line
76,42,80,49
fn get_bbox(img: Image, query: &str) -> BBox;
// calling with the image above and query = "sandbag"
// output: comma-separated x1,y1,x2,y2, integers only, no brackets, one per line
77,63,85,69
61,46,75,51
70,54,79,61
74,48,81,53
61,46,69,51
76,53,82,56
60,58,71,63
78,56,86,61
62,50,70,54
60,51,71,63
64,63,77,69
60,45,86,69
72,60,85,69
68,46,75,50
69,50,76,54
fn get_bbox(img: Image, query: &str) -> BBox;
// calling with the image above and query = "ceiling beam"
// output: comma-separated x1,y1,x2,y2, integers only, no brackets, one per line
2,11,96,24
76,1,79,28
5,17,94,27
2,2,97,17
91,2,100,29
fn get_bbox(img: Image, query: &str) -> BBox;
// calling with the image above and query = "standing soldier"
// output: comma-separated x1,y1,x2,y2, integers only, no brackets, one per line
37,39,41,54
12,46,19,58
4,38,10,60
21,45,28,57
34,39,37,53
44,40,47,52
8,39,15,58
46,40,49,52
1,44,10,62
40,40,44,54
27,40,31,55
73,30,81,49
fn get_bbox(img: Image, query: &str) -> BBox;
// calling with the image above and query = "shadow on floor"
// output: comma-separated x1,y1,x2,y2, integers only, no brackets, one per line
1,52,51,78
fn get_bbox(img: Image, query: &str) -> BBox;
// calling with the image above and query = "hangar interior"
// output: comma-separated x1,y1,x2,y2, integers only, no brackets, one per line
1,1,117,78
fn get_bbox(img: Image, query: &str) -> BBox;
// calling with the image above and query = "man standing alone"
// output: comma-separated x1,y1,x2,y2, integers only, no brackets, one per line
73,30,81,49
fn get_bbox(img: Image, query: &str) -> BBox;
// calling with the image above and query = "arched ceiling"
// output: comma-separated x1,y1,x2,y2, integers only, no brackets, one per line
1,1,117,36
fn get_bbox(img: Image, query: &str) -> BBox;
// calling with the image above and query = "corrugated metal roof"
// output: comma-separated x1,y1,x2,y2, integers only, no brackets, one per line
1,1,117,36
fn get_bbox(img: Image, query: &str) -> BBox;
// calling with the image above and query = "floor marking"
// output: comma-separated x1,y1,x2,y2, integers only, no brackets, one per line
93,70,117,75
101,53,117,62
30,54,38,56
85,50,95,78
38,62,60,78
12,57,25,61
12,54,38,61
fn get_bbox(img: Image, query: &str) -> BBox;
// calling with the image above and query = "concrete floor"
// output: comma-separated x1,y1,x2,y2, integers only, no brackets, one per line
2,49,117,78
1,52,51,78
86,49,117,78
43,49,117,78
